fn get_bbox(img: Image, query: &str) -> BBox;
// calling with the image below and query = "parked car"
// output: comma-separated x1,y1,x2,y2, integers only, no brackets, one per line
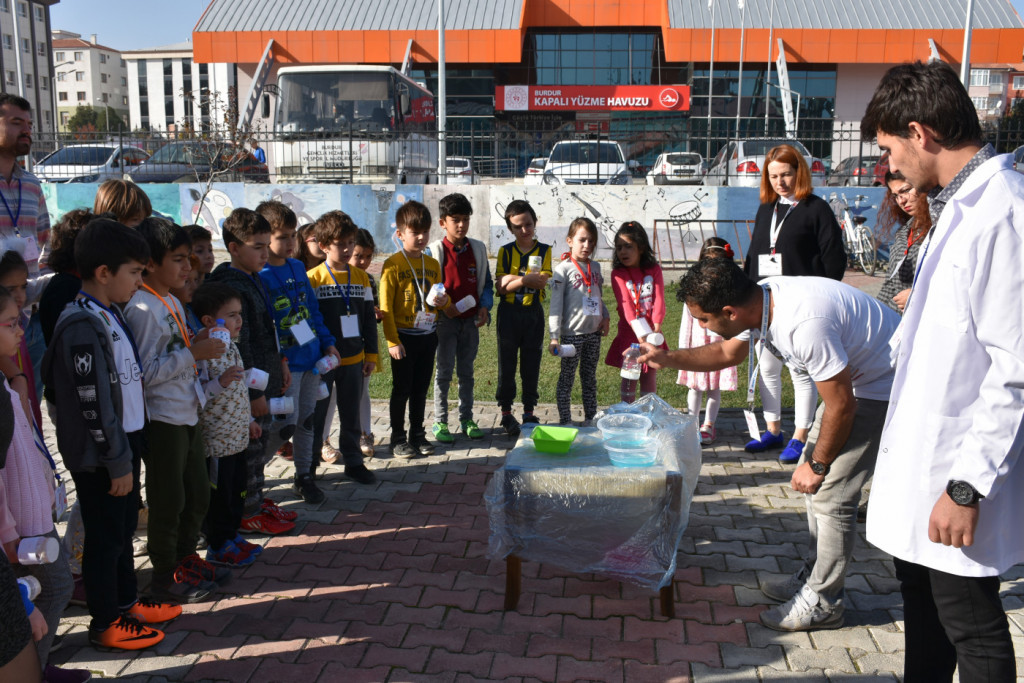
871,150,889,186
130,141,269,183
442,156,478,185
827,155,881,186
33,144,150,183
703,138,827,188
523,157,547,185
645,152,704,185
542,140,631,186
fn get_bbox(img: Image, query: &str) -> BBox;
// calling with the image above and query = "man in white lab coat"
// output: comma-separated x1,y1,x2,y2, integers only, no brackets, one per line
862,61,1023,682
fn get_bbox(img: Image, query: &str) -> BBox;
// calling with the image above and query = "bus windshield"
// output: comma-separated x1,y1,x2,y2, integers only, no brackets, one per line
277,71,395,133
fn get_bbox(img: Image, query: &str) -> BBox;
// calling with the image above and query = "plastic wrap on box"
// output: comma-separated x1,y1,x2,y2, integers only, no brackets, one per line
485,394,701,591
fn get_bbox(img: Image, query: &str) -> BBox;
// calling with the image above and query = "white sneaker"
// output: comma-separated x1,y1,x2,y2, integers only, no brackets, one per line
759,584,844,632
359,434,375,459
761,563,811,603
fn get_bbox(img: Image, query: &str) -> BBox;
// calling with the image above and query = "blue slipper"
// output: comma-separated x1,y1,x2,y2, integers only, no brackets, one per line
745,430,787,453
779,439,805,464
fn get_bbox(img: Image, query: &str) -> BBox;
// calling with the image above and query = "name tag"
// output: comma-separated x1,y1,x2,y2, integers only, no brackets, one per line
414,311,436,330
583,295,601,316
54,480,68,521
290,319,316,346
743,409,761,441
758,254,783,277
194,377,207,409
22,235,40,262
340,314,360,338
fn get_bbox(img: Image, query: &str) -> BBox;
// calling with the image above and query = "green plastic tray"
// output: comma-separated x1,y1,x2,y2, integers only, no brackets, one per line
531,425,579,454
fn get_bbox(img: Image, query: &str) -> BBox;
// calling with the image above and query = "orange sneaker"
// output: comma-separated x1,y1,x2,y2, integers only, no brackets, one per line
261,497,298,522
89,615,164,650
240,511,295,535
125,597,182,624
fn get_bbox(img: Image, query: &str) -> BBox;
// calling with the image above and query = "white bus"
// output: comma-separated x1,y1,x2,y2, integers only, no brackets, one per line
269,65,437,184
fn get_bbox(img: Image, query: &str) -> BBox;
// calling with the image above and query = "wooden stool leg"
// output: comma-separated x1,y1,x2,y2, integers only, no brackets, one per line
659,582,675,618
504,555,522,611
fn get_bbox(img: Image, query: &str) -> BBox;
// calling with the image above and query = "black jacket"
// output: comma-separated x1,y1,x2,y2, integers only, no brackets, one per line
743,193,845,282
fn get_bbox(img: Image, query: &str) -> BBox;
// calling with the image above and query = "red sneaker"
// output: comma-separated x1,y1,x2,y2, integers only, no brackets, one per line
125,597,182,624
240,511,295,535
261,497,298,522
276,441,293,461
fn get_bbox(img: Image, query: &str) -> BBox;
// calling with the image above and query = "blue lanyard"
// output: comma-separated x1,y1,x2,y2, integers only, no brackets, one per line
324,263,353,313
0,178,22,234
31,421,60,483
77,292,143,378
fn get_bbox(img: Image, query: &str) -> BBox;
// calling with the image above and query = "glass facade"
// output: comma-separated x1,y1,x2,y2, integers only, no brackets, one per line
526,32,660,87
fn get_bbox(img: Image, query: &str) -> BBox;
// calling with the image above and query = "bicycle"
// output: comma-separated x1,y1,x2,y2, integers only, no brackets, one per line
829,192,878,276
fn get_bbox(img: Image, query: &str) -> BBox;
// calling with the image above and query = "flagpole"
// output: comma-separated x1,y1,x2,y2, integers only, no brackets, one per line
736,0,746,138
707,0,716,159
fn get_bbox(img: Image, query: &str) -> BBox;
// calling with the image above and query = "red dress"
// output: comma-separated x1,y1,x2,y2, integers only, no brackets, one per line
605,264,668,367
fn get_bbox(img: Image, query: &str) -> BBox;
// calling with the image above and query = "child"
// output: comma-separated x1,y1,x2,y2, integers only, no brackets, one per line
427,193,493,443
548,217,610,425
308,212,378,483
348,228,382,458
494,200,552,436
206,209,295,535
42,218,180,650
93,179,151,228
125,217,230,602
39,208,93,346
256,200,339,503
677,237,739,445
187,225,216,279
296,223,325,271
191,282,265,566
0,251,40,427
605,221,667,401
379,201,449,458
170,255,203,336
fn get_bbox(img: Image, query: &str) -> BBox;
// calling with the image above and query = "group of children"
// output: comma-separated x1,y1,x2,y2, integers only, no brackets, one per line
0,179,740,678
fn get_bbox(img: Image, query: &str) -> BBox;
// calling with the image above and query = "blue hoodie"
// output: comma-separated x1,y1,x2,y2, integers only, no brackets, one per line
259,258,336,372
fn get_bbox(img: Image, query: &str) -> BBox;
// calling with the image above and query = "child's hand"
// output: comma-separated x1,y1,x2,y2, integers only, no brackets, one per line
249,421,262,440
219,366,244,388
524,273,549,289
599,318,610,336
108,472,133,497
389,344,406,360
435,293,450,309
363,361,376,377
653,322,662,333
476,308,489,327
280,357,291,392
190,337,226,361
251,395,269,417
28,606,47,642
549,339,560,355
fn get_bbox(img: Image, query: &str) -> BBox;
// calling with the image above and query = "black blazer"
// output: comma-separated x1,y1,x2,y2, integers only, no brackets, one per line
743,193,846,282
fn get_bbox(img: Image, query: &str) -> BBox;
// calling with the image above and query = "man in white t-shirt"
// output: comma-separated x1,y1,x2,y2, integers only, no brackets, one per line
638,257,900,632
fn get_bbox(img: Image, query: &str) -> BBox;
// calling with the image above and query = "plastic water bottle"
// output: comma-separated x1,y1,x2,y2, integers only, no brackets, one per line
620,343,642,403
210,319,231,355
551,344,577,357
17,576,40,601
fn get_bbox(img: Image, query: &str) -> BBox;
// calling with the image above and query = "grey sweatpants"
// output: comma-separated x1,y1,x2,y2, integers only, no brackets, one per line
433,315,480,425
18,528,73,668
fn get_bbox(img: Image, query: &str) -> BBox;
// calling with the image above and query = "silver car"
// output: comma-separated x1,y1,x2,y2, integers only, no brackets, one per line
703,139,826,188
542,140,631,186
442,156,478,185
523,157,547,185
34,144,150,183
646,152,704,185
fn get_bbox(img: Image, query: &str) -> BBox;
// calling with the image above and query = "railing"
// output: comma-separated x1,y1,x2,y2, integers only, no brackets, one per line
652,219,755,266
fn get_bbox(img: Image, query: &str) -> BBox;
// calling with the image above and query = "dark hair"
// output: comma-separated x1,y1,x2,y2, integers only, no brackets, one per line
395,200,432,232
612,221,656,269
567,216,598,242
222,208,272,249
354,227,376,253
0,250,27,281
878,170,932,243
504,199,537,229
0,284,11,314
191,281,242,321
698,236,733,262
313,210,358,246
137,216,191,266
861,61,982,149
760,145,813,204
296,223,321,269
186,225,212,244
438,193,473,219
255,200,297,232
678,257,759,314
47,209,95,274
93,179,152,222
75,218,151,281
0,94,31,111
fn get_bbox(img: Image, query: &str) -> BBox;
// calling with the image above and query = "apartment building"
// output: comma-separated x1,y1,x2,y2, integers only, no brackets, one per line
52,29,128,131
0,0,57,133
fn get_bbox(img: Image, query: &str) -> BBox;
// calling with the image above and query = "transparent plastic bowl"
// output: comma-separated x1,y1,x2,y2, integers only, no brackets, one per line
596,413,653,443
604,437,659,468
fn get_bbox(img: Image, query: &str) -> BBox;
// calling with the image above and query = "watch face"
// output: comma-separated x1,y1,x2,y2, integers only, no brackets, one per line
810,460,827,475
950,481,974,505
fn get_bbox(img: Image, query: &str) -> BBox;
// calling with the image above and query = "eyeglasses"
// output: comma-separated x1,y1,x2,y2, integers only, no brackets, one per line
893,185,915,200
0,319,19,330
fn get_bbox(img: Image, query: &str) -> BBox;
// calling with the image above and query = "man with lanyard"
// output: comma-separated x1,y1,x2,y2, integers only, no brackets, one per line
862,61,1024,682
637,257,899,632
0,94,50,415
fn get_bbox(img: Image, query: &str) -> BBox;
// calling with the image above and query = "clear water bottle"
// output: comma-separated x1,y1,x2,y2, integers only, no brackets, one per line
210,318,231,356
620,343,642,403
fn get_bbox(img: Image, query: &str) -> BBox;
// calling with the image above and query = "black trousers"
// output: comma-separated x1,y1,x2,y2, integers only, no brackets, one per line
894,557,1016,683
495,303,545,412
389,331,437,444
205,450,247,551
69,431,143,632
312,362,365,468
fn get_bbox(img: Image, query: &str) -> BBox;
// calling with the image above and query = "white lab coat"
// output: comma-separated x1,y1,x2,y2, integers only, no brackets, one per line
867,153,1024,577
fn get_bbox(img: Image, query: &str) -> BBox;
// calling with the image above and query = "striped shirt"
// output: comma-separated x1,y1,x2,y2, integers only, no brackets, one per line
495,240,552,307
0,165,50,286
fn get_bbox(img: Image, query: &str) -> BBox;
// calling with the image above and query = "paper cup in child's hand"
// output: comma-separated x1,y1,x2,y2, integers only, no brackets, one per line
528,255,543,272
455,295,476,313
245,368,269,391
630,317,654,340
269,396,295,415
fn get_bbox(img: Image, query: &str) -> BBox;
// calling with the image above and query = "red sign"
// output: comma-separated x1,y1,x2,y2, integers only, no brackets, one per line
497,85,690,113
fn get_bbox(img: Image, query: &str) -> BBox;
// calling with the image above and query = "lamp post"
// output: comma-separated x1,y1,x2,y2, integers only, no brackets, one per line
707,0,716,159
735,0,746,138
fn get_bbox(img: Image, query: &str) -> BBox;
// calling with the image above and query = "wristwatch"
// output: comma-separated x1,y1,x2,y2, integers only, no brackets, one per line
946,480,984,506
809,458,830,476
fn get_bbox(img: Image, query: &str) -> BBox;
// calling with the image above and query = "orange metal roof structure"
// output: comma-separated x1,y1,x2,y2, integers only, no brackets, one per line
192,0,1024,66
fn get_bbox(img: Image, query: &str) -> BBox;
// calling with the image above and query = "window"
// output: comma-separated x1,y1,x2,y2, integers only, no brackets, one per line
60,112,69,126
58,92,67,101
33,5,41,21
75,72,84,81
1013,76,1024,90
40,76,47,90
17,2,26,17
990,72,1004,85
4,71,12,85
56,72,66,82
23,73,31,88
0,0,8,12
100,73,108,83
76,91,86,102
99,53,107,64
36,41,44,56
101,92,108,103
972,96,988,110
55,51,64,61
120,58,125,67
121,76,126,86
74,51,83,61
2,35,11,50
20,37,28,53
122,96,128,105
970,69,990,87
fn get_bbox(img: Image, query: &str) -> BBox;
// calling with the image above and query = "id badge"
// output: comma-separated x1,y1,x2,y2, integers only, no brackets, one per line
340,314,360,338
758,253,783,277
743,409,761,441
21,235,40,262
194,377,207,409
414,311,436,330
290,319,316,346
583,295,601,316
54,480,68,521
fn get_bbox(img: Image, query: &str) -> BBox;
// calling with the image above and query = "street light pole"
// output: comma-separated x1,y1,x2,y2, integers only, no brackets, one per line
707,0,716,159
960,0,976,87
735,0,746,138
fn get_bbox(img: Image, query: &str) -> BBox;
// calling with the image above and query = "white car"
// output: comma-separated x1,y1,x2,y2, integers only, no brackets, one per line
442,156,478,185
523,157,547,185
703,139,826,188
646,152,704,185
542,140,631,186
34,144,150,183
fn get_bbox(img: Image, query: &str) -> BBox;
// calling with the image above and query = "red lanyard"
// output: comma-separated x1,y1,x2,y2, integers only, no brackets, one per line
570,256,593,296
628,268,646,316
904,228,918,257
141,284,192,348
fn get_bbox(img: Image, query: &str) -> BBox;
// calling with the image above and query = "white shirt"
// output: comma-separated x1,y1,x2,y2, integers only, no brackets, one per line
867,154,1024,576
80,299,145,433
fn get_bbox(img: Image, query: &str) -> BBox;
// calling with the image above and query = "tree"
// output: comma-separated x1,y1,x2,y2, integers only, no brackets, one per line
66,105,99,133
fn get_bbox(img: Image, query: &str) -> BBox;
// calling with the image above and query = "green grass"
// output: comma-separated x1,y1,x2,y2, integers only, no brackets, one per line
368,279,795,411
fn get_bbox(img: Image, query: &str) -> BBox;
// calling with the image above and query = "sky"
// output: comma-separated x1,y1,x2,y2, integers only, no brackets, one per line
50,0,1024,53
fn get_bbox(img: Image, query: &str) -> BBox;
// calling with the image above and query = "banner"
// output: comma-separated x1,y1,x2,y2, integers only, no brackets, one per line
497,85,690,113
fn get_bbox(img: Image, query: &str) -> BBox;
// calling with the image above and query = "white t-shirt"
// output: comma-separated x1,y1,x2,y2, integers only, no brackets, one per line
81,299,145,432
743,277,899,400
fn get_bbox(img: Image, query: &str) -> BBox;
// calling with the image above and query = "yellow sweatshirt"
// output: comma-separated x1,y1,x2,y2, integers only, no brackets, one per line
379,251,447,346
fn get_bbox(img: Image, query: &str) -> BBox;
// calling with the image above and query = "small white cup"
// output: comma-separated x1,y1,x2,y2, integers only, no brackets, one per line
268,396,295,415
244,368,269,391
426,283,447,307
455,295,476,313
527,255,543,272
18,536,59,565
630,317,654,340
646,332,665,346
